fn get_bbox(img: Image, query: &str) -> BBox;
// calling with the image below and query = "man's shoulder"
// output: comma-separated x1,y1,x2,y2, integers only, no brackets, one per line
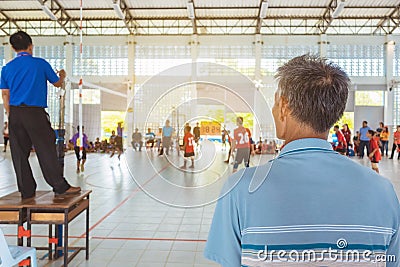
222,167,258,197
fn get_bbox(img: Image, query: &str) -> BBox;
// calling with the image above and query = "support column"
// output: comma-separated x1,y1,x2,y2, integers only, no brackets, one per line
319,34,328,57
384,35,395,129
126,35,135,143
190,34,199,123
253,34,263,140
2,37,13,122
64,35,74,140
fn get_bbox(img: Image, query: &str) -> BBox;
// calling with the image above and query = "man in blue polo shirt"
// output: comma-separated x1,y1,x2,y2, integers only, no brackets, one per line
1,31,80,198
205,55,400,266
159,119,173,156
358,120,372,158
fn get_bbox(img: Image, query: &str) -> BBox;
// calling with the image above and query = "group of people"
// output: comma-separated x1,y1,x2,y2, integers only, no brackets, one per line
332,120,400,173
130,120,201,169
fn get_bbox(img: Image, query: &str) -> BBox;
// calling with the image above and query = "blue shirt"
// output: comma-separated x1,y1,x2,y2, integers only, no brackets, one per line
162,126,173,137
205,138,400,266
360,126,372,141
0,52,59,107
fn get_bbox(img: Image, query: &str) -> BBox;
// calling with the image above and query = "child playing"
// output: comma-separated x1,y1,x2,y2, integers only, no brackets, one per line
181,126,195,169
71,126,89,173
367,130,381,173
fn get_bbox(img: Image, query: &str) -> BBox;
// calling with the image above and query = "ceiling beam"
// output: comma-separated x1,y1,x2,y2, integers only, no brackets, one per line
114,0,137,35
1,5,397,12
255,0,263,34
190,0,198,34
37,0,80,35
0,10,22,32
3,15,389,22
316,0,335,34
373,3,400,34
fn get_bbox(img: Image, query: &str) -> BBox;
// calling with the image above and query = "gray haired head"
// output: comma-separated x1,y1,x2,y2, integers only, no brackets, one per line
275,54,350,133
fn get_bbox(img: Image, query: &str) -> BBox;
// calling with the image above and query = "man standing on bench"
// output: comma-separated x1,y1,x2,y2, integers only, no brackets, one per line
1,31,81,199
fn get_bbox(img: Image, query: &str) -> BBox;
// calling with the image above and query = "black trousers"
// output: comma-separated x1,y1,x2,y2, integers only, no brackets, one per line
358,140,370,158
390,143,400,159
9,106,70,198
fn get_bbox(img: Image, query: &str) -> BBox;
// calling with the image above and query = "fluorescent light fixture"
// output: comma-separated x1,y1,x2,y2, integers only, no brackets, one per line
332,0,346,19
259,1,268,19
113,0,125,20
41,4,58,21
187,2,195,19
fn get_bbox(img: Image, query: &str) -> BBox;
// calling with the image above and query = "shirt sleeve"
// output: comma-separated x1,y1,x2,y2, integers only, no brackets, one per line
0,67,9,89
387,226,400,267
204,187,242,266
43,60,60,84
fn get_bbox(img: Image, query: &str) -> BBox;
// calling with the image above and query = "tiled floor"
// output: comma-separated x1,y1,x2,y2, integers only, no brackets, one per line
0,144,399,267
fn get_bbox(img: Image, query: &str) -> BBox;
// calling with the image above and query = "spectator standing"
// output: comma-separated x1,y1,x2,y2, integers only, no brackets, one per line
353,131,360,156
117,122,123,137
193,122,201,144
3,121,9,152
333,125,347,155
341,123,351,155
376,121,384,137
155,127,162,152
358,121,371,158
380,126,390,157
159,120,173,156
389,125,400,160
221,128,227,151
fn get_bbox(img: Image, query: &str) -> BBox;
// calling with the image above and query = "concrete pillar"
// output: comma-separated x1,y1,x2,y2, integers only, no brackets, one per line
126,34,135,144
253,34,263,140
319,34,328,57
384,35,395,129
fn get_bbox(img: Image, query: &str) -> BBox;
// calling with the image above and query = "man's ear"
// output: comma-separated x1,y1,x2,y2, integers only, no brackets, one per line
278,96,290,121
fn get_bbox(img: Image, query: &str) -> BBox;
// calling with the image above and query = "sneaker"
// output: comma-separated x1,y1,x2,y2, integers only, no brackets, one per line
76,168,80,174
81,163,84,172
189,165,194,168
224,160,229,163
55,186,81,196
180,165,187,169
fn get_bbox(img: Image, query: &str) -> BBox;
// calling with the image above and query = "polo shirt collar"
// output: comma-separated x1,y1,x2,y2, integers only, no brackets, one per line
17,52,31,57
280,138,333,155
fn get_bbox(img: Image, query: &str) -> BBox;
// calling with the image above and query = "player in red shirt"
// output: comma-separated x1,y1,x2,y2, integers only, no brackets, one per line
367,130,381,173
333,125,347,155
390,125,400,159
181,125,195,169
232,117,250,173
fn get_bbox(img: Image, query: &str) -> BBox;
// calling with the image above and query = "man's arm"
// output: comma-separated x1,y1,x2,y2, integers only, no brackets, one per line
52,69,66,88
2,89,10,116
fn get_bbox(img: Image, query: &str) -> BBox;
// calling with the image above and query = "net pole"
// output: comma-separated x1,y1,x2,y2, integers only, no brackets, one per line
78,0,84,152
